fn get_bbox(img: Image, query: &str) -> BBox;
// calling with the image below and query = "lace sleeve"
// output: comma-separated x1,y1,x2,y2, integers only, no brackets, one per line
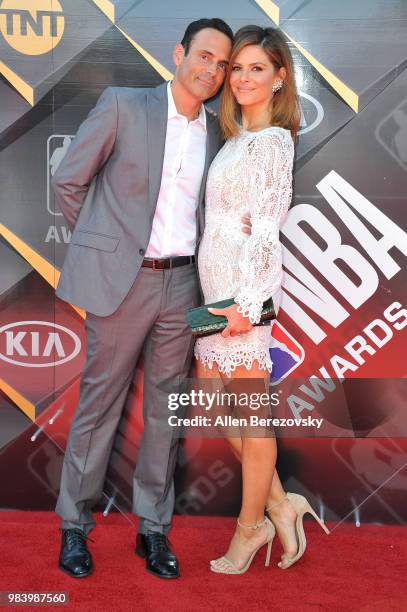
234,130,294,324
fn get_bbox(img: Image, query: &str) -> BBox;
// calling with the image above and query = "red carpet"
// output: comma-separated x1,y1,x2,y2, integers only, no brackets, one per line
0,512,406,611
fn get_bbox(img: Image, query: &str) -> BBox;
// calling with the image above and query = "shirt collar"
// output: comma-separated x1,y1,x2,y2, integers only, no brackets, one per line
167,81,207,131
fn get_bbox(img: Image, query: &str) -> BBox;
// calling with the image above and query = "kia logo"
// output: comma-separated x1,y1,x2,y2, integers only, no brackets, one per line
0,321,81,367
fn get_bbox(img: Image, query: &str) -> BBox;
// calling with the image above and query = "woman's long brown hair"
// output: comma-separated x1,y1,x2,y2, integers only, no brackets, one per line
220,25,301,141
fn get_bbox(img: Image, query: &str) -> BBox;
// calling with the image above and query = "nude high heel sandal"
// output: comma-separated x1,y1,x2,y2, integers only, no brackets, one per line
267,493,330,570
210,516,276,574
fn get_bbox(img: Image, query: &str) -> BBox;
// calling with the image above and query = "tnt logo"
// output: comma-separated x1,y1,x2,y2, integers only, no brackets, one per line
0,0,64,56
269,321,305,385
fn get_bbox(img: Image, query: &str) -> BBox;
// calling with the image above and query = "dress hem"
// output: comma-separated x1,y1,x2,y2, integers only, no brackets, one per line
194,350,272,378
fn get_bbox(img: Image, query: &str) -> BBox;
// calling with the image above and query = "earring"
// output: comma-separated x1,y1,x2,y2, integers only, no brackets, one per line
272,80,283,93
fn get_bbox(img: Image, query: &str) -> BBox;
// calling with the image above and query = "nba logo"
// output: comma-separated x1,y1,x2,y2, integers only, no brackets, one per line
269,321,305,385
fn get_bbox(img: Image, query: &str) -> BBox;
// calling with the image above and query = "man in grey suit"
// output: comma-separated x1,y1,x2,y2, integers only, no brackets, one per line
52,19,234,579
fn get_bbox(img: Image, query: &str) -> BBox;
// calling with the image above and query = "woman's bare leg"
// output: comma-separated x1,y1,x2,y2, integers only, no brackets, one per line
196,357,298,560
196,357,277,569
219,412,298,559
195,357,242,447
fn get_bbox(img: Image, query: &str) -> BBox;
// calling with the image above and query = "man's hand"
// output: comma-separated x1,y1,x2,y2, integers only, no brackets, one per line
208,304,253,338
241,212,252,235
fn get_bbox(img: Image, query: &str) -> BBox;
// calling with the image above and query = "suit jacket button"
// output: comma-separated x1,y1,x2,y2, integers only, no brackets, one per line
139,249,145,256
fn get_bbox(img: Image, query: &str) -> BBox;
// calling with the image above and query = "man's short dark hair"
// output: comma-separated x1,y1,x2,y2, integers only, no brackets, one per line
181,18,233,55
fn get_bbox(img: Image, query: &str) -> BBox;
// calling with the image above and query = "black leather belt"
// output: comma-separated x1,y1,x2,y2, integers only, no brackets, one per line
141,255,195,270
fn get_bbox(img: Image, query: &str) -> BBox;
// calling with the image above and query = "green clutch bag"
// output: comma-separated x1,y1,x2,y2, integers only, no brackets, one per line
187,297,276,337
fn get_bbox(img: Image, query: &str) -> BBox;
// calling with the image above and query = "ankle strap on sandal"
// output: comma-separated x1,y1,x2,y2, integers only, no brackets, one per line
237,517,267,530
266,494,288,512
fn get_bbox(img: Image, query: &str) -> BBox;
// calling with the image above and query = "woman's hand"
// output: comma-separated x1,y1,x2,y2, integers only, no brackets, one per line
208,304,253,338
241,212,252,235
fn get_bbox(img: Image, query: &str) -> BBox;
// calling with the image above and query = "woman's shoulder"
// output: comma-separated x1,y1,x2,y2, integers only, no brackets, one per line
241,126,294,155
248,125,292,140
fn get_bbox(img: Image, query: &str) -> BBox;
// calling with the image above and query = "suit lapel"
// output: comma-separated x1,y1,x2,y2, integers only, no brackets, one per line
198,111,220,205
196,111,221,241
147,82,168,214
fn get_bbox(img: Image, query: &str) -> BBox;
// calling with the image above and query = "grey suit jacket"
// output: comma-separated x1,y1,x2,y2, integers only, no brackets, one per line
52,82,223,316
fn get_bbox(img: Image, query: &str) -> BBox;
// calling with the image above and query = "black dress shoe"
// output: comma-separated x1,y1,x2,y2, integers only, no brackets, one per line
59,528,94,578
135,532,180,579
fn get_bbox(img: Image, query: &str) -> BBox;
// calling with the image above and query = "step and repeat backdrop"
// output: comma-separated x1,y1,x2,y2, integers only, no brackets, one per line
0,0,406,527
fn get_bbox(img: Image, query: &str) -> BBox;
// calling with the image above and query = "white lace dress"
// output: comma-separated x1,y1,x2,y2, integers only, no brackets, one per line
194,126,294,377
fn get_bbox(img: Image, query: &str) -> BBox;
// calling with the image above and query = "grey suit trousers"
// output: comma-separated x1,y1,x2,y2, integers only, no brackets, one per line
55,262,200,535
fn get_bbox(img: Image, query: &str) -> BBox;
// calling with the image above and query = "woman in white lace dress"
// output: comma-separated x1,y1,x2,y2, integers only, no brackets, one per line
194,26,306,573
